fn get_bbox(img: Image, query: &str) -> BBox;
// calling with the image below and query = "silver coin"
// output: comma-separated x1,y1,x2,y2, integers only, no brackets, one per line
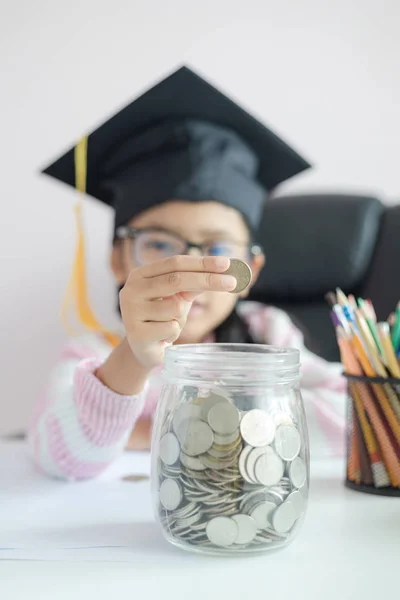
209,442,242,461
178,475,200,490
185,493,213,504
179,481,206,495
224,465,242,474
245,446,273,483
206,517,238,547
272,500,296,533
199,393,231,421
191,479,217,494
202,495,235,507
232,514,258,545
177,418,214,456
238,445,254,483
122,474,150,483
196,540,214,547
254,450,284,486
213,430,240,445
173,499,198,513
224,258,252,293
241,491,275,514
200,492,235,504
207,402,240,435
183,488,206,498
210,478,241,489
266,488,289,504
159,432,180,466
286,491,306,517
254,536,273,545
239,489,273,513
211,388,233,401
241,481,267,493
190,520,208,532
186,530,207,540
171,526,192,537
219,484,243,495
181,469,208,482
175,513,202,528
172,402,202,435
172,502,199,519
274,424,301,461
272,410,294,427
250,501,277,528
207,446,237,459
240,409,276,447
160,465,180,479
202,505,237,517
159,478,182,511
288,456,307,489
207,472,241,485
180,452,207,471
199,453,238,470
212,439,242,455
275,476,291,488
256,528,287,542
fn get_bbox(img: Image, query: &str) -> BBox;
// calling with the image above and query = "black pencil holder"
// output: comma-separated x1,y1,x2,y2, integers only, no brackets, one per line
344,374,400,497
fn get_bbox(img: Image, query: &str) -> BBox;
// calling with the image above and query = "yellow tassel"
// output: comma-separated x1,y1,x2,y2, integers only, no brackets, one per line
61,136,120,348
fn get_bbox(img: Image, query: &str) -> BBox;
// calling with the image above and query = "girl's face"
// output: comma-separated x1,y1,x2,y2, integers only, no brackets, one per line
111,200,265,343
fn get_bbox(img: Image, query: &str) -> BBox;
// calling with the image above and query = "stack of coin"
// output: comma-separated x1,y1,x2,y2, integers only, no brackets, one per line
156,389,307,552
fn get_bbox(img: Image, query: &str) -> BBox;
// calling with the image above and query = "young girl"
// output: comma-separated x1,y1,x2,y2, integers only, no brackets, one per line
29,67,346,479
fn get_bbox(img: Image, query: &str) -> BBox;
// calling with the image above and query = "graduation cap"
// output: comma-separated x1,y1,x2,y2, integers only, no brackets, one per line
43,66,310,230
42,66,310,343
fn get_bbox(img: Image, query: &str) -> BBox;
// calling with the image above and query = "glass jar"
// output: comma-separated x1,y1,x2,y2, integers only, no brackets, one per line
151,343,309,556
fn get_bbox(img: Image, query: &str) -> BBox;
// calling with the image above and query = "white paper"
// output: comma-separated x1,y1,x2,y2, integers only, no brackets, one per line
0,441,167,560
1,441,399,566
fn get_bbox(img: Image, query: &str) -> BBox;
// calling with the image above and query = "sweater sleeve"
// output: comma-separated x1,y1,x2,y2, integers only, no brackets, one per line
28,337,146,480
242,303,347,457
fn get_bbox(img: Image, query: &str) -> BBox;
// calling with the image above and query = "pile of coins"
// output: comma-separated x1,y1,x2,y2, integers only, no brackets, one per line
156,390,307,552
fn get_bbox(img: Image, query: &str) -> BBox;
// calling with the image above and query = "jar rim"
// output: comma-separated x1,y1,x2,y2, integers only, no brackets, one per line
164,343,300,378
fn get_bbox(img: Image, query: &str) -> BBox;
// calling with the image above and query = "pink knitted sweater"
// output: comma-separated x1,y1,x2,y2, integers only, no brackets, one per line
28,302,346,479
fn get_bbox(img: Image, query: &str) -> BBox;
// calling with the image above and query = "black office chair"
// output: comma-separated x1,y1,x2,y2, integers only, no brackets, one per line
249,194,400,362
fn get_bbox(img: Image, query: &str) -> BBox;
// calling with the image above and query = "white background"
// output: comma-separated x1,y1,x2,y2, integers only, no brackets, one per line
1,445,399,599
0,0,399,433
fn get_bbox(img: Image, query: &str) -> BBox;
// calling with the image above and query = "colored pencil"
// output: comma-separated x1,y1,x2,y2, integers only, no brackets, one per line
358,298,384,356
352,406,373,485
378,323,400,378
328,291,400,490
391,302,400,351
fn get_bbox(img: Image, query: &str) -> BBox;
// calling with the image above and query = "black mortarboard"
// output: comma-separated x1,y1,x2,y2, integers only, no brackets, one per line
43,66,310,230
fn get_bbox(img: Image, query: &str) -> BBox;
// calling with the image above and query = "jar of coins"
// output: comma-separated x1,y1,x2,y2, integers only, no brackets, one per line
151,343,309,555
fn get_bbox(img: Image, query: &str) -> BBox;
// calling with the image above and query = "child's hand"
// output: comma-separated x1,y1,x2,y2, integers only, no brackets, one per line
119,255,236,368
125,418,153,451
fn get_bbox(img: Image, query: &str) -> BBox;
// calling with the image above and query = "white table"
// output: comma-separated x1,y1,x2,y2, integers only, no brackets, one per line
0,441,398,600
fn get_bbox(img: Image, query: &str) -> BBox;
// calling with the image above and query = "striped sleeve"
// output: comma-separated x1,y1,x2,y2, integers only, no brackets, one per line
240,302,347,457
28,336,146,480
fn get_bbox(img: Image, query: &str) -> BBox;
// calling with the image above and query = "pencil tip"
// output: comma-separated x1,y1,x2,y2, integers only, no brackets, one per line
325,291,337,308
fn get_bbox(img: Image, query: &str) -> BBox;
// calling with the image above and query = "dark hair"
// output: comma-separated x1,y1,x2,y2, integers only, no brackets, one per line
214,304,256,344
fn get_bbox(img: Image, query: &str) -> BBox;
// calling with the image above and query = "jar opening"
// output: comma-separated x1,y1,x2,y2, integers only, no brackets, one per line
164,343,300,384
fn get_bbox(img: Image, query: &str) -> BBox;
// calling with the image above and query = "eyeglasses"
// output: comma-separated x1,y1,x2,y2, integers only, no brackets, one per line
115,226,262,266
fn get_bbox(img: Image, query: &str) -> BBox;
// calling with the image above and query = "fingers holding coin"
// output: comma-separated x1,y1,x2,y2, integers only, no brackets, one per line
223,259,252,293
120,255,252,368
